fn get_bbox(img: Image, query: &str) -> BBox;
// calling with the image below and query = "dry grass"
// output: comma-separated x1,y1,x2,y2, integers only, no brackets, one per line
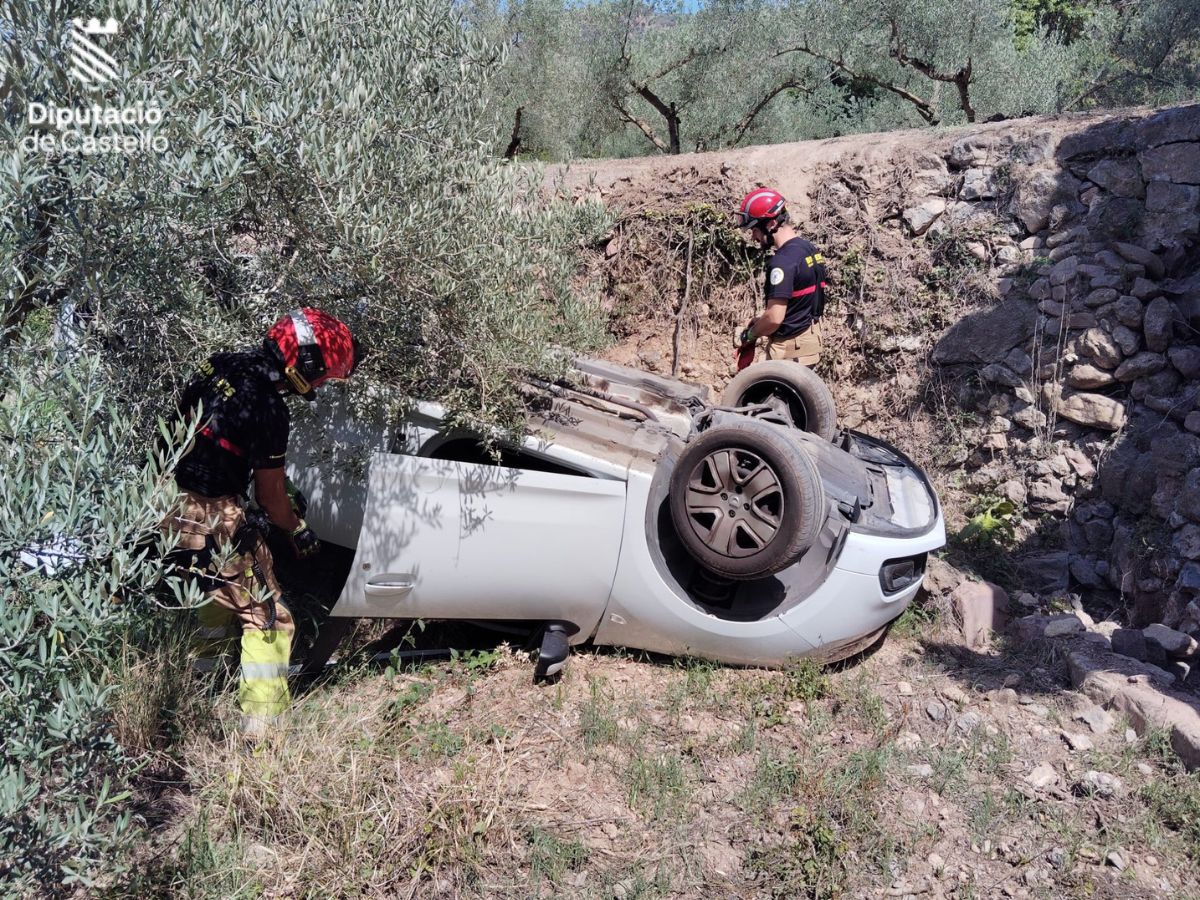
114,622,1200,899
109,619,220,755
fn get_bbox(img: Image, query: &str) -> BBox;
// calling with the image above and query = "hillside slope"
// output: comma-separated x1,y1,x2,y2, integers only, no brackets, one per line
560,105,1200,638
134,107,1200,899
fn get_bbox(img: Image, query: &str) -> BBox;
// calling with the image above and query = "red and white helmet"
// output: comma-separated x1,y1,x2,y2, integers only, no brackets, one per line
264,307,361,401
736,188,787,230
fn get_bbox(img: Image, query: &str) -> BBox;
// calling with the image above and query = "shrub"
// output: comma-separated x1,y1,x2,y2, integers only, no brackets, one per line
0,341,189,893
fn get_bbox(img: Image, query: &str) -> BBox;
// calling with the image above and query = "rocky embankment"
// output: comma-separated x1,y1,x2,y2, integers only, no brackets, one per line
911,105,1200,734
563,103,1200,764
925,105,1200,637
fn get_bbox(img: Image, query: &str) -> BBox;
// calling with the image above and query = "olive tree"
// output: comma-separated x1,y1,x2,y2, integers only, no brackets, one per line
0,337,194,891
3,0,609,436
1067,0,1200,108
1,0,609,889
777,0,1077,125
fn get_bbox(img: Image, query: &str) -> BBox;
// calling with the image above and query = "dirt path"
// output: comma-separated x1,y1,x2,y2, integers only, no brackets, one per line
552,108,1139,224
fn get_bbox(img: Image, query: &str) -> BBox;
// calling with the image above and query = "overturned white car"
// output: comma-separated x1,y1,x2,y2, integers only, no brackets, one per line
290,360,945,675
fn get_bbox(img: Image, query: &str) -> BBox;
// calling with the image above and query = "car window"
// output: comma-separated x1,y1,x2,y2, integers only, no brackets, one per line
424,437,593,478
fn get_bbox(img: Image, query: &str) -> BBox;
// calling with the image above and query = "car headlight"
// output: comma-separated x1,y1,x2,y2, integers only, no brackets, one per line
879,554,927,595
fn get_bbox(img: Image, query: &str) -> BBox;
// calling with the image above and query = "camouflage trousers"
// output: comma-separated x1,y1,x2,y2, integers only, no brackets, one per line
163,491,294,730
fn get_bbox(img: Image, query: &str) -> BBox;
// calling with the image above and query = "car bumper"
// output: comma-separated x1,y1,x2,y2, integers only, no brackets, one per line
593,474,945,667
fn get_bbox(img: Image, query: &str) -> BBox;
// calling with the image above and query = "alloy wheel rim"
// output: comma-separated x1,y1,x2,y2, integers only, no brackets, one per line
683,448,783,558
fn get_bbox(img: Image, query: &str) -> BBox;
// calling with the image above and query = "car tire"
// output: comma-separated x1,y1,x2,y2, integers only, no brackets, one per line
669,420,825,580
720,361,837,441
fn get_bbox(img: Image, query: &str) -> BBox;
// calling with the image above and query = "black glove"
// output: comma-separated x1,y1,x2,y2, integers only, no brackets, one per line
290,521,321,559
244,504,272,538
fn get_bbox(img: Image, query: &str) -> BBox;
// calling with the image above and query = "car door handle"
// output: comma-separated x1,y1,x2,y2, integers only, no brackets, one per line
363,576,415,598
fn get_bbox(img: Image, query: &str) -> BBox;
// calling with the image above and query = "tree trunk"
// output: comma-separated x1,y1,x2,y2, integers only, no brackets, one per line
636,85,682,154
503,106,523,159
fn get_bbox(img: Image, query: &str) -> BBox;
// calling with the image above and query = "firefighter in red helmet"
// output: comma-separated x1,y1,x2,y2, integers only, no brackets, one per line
163,308,362,736
734,188,828,367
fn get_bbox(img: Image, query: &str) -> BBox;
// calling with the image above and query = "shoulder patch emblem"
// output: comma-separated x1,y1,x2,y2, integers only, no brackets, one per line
769,267,785,285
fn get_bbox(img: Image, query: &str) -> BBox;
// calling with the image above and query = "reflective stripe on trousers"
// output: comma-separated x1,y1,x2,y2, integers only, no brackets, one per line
240,627,292,719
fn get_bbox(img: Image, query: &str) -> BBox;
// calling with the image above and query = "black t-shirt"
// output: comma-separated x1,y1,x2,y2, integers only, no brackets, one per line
174,350,290,498
763,237,828,340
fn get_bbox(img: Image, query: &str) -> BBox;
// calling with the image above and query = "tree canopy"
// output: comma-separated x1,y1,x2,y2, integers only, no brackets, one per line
474,0,1200,160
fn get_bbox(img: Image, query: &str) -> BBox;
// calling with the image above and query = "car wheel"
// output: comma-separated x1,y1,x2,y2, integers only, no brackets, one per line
669,420,825,580
720,361,837,441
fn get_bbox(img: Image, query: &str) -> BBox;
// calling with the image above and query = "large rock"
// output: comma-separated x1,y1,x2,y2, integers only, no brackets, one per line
1084,287,1119,308
1056,390,1127,431
1114,351,1166,382
1011,168,1081,233
910,164,956,198
949,135,989,168
1012,405,1048,430
951,580,1010,650
1146,181,1200,216
902,198,946,236
1150,428,1200,478
922,555,963,596
1100,442,1154,514
1060,117,1141,158
1174,524,1200,560
1087,158,1145,198
1045,615,1085,637
1049,255,1079,286
1063,446,1096,479
960,167,998,200
1114,295,1144,328
1177,562,1200,593
1141,142,1200,185
1076,328,1123,368
1131,278,1160,300
1111,324,1140,356
1139,104,1200,147
932,298,1037,366
1110,242,1166,281
1143,297,1177,352
1029,477,1070,510
1144,624,1199,659
1067,364,1116,389
1086,197,1145,242
1169,346,1200,378
1111,627,1148,660
1068,646,1200,770
980,363,1023,387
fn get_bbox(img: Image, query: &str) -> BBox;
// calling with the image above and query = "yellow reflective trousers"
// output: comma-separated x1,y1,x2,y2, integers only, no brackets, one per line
164,491,294,729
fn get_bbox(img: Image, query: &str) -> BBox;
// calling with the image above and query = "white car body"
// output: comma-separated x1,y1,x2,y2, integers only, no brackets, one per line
289,360,945,666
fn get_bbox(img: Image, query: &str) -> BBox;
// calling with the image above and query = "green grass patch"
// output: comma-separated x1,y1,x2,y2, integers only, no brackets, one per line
1141,775,1200,860
579,677,622,748
527,826,588,884
626,752,691,821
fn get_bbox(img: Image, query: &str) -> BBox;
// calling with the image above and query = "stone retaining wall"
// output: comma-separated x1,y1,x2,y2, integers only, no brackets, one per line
916,104,1200,674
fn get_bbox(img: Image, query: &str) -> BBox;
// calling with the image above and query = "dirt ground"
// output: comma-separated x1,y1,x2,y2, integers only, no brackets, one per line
134,613,1200,899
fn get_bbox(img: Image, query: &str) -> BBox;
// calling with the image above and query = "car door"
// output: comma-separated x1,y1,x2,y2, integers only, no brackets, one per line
331,452,627,635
